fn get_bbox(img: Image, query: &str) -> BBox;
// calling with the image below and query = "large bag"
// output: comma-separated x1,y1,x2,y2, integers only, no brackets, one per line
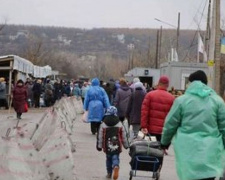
82,111,88,123
129,140,163,158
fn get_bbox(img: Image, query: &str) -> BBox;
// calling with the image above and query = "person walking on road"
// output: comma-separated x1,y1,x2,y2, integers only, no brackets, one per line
141,76,175,141
161,70,225,180
97,106,129,180
0,77,9,109
81,82,89,104
83,78,110,135
12,79,28,119
73,83,82,100
126,82,146,136
32,79,42,108
114,78,132,122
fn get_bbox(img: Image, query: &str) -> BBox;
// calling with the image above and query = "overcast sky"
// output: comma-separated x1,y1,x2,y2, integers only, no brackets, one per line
0,0,224,29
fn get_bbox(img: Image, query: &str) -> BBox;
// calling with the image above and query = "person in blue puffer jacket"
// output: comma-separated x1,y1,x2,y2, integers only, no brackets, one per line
83,78,110,135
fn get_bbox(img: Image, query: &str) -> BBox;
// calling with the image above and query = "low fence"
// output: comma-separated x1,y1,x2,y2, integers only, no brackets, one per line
0,97,83,180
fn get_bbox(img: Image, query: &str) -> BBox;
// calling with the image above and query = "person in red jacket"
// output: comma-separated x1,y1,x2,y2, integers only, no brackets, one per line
12,79,28,119
141,76,175,141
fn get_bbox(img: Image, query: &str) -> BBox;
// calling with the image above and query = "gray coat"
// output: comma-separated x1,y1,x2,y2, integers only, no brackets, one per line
0,82,6,99
114,85,132,118
126,87,146,124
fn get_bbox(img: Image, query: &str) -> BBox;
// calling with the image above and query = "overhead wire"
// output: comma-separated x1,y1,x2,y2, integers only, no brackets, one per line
182,0,208,61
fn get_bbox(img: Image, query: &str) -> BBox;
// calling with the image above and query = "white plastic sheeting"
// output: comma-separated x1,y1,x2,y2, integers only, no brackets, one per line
13,55,33,75
0,55,52,78
33,65,52,78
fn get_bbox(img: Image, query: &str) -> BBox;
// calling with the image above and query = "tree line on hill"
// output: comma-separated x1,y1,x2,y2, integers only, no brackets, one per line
0,24,223,80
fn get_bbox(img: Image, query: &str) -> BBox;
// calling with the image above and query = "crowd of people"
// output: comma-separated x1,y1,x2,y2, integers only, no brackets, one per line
1,70,225,180
84,72,225,180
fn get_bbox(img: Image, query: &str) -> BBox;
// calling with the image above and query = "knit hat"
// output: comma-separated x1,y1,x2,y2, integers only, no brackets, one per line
0,77,5,82
158,76,169,85
188,70,207,85
105,106,118,116
134,82,144,89
133,77,140,83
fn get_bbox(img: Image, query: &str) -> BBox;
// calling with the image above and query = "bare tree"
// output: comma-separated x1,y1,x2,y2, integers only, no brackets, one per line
0,17,7,33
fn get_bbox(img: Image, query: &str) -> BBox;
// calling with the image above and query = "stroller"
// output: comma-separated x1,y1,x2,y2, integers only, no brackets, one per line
128,136,164,180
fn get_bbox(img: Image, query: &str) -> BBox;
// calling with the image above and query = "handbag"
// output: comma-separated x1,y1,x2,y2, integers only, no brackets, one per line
24,102,28,112
82,111,88,123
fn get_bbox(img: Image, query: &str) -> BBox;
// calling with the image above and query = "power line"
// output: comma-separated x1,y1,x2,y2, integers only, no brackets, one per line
182,0,208,61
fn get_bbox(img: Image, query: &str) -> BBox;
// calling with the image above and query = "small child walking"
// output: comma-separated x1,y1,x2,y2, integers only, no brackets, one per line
97,106,129,179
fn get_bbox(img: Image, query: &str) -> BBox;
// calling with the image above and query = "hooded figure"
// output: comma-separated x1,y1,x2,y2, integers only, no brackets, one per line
126,82,146,135
114,78,132,121
161,70,225,180
97,106,129,179
83,78,110,134
12,79,28,119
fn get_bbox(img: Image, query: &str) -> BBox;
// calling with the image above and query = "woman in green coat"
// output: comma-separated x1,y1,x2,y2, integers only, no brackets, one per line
161,70,225,180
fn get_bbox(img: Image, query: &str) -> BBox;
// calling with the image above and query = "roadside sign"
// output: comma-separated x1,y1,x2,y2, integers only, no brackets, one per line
207,60,214,67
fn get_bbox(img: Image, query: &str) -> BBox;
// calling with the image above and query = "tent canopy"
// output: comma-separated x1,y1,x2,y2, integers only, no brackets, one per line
0,55,52,78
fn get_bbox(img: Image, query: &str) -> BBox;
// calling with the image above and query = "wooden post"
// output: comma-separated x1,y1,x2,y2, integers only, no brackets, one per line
214,0,221,95
205,0,211,57
155,30,159,68
159,26,162,66
8,59,13,107
176,12,180,53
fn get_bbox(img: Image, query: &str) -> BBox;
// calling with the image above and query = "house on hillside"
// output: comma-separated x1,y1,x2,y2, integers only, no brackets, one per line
9,30,29,41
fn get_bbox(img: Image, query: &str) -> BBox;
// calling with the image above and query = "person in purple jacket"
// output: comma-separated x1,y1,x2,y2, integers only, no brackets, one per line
126,82,146,136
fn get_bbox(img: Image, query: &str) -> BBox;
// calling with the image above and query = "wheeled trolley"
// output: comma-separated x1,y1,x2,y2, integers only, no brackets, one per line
129,139,164,180
129,155,163,180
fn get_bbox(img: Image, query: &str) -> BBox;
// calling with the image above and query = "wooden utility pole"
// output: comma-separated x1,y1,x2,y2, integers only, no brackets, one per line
176,12,180,53
155,30,160,68
147,37,151,67
159,26,162,66
208,0,216,89
214,0,221,95
205,0,211,56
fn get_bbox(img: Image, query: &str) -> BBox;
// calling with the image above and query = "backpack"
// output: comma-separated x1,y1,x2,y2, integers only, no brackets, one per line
104,127,122,155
